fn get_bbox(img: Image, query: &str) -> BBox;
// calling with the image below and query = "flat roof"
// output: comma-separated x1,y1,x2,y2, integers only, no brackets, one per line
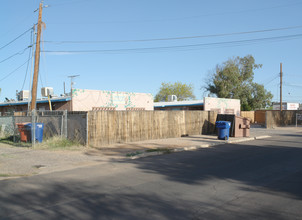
154,100,204,108
0,96,71,107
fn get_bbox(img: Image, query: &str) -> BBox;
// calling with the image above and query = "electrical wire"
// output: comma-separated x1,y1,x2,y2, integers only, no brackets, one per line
42,25,302,44
285,74,301,78
21,28,34,91
37,27,47,89
0,27,33,51
263,73,280,86
20,47,33,90
0,46,32,64
284,83,302,87
0,11,35,40
43,33,302,54
0,56,33,82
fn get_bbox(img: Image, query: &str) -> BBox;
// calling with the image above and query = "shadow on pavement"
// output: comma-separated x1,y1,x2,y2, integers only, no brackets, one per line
0,178,294,220
0,182,193,219
126,133,302,200
1,132,302,219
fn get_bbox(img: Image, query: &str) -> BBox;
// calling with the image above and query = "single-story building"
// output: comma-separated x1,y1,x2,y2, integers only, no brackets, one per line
0,89,154,114
0,96,71,115
154,97,241,116
154,100,204,111
272,102,300,110
72,89,153,111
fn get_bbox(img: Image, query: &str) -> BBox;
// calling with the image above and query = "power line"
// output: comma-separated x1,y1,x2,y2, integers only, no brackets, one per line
285,74,301,77
0,27,33,51
0,12,35,40
263,73,280,86
43,25,302,44
0,57,33,82
284,83,302,88
43,33,302,54
21,47,33,91
0,46,32,64
21,28,34,91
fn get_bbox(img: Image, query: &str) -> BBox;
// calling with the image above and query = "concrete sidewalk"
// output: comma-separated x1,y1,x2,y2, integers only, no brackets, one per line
0,126,301,179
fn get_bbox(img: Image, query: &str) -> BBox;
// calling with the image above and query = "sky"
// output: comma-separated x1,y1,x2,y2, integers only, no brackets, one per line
0,0,302,104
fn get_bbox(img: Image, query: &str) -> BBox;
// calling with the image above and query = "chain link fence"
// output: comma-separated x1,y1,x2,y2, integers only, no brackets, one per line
0,110,87,146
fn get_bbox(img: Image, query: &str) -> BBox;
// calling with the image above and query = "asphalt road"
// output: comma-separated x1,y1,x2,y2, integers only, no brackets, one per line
1,131,302,219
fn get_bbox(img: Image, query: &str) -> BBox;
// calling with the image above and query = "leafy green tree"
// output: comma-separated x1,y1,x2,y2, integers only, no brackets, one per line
154,82,196,102
205,55,273,110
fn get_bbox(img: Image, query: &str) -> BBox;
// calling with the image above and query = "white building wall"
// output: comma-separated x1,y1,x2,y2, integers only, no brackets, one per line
273,102,299,110
203,97,241,116
72,89,154,111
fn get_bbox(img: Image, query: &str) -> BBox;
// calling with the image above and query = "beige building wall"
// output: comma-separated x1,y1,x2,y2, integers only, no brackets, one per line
72,89,154,111
203,97,241,116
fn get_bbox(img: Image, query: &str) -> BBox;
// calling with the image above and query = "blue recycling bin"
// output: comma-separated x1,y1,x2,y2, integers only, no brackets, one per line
216,121,231,140
24,123,44,143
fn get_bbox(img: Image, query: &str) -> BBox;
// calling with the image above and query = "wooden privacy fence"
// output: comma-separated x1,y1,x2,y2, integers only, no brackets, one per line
240,111,255,123
266,110,302,128
255,110,266,124
88,111,217,147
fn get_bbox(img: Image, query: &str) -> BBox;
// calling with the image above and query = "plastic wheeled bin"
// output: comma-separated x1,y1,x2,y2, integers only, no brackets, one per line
16,122,31,142
24,123,44,143
215,121,231,140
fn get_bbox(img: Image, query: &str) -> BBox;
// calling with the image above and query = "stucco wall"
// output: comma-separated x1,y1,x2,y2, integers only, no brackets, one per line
72,89,154,111
203,97,241,116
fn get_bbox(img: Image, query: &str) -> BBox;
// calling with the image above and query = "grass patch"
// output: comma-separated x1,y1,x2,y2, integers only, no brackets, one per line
0,136,31,148
126,151,143,157
34,136,82,151
0,173,35,178
146,148,173,154
0,135,83,150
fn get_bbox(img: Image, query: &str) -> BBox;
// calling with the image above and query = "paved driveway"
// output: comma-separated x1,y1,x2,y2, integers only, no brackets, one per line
0,128,302,219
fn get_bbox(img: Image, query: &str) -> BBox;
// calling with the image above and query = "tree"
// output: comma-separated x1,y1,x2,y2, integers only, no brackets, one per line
205,55,273,110
154,82,196,102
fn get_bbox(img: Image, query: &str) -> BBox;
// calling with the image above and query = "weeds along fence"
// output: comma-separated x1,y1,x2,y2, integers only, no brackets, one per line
0,110,88,146
0,110,217,147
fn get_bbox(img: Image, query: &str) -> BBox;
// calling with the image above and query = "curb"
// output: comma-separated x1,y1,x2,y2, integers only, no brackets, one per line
255,135,271,140
129,135,271,160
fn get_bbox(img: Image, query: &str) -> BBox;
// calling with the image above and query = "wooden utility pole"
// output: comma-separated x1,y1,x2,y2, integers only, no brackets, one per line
280,63,283,112
30,2,43,110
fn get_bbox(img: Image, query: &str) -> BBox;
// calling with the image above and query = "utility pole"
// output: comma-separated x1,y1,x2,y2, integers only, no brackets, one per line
280,63,283,112
30,2,43,111
68,75,80,111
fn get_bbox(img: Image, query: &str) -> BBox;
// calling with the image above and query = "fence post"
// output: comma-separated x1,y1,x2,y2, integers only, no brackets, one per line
61,115,64,137
296,113,298,127
31,109,36,147
86,111,89,146
12,114,16,143
64,110,68,138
